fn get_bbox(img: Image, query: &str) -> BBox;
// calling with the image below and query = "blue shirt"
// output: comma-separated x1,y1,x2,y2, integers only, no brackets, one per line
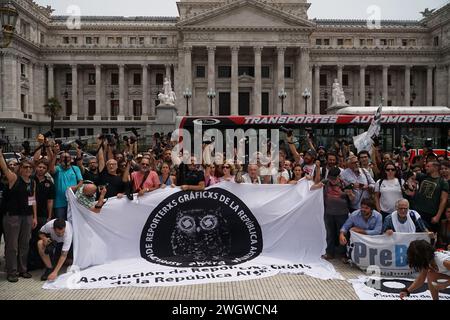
340,209,382,235
54,165,82,208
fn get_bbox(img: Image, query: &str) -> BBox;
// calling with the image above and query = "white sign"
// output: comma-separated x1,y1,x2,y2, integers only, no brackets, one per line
349,231,430,276
44,180,342,289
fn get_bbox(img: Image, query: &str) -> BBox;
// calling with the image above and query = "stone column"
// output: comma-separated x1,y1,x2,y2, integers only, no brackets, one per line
142,64,149,117
231,45,239,115
184,46,192,94
277,47,286,114
207,46,216,114
337,64,344,86
165,64,171,82
448,65,450,109
254,46,263,115
17,57,21,113
382,65,389,106
4,54,17,111
427,65,433,106
47,64,54,98
314,64,320,114
71,64,78,117
28,62,34,114
119,64,125,118
404,65,411,106
95,64,102,117
308,65,313,114
300,48,310,114
360,65,366,106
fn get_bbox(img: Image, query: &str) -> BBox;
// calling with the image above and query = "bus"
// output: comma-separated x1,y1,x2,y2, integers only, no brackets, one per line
176,107,450,156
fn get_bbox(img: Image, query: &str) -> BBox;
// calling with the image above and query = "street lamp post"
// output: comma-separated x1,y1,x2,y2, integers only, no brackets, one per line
0,1,19,48
302,88,311,115
278,89,287,114
183,88,192,116
207,88,216,116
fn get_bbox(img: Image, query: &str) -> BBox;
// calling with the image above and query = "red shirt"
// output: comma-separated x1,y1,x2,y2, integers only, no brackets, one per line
131,170,160,191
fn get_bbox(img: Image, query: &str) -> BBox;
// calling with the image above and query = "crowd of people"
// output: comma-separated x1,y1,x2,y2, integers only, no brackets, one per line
0,129,449,298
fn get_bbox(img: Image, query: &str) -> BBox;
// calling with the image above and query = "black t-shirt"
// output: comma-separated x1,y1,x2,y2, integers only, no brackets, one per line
184,169,205,186
97,169,125,198
83,169,99,185
35,176,55,218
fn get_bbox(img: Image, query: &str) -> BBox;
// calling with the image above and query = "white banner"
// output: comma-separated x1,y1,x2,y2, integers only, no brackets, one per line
44,180,342,289
350,276,450,300
349,231,430,276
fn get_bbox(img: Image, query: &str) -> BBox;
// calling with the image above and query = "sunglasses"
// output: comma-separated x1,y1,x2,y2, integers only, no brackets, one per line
223,166,231,169
385,168,396,172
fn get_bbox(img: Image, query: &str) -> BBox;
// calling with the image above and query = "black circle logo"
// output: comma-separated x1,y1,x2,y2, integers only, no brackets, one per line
140,188,263,267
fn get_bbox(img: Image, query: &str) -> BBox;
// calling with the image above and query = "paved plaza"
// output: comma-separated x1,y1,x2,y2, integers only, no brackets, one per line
0,240,364,300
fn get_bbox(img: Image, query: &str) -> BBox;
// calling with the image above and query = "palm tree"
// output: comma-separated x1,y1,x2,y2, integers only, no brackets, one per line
44,97,62,133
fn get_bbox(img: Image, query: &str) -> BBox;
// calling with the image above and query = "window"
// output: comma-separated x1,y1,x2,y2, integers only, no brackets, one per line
160,37,167,45
107,37,115,45
262,66,270,78
65,100,72,116
63,36,69,44
133,100,142,117
139,37,145,45
360,39,366,46
388,100,393,106
196,66,206,78
239,66,254,77
366,39,374,46
54,129,62,138
218,66,231,78
23,127,31,139
87,128,94,136
86,37,99,45
380,39,387,46
133,73,141,85
410,74,415,87
78,128,86,137
365,100,371,106
402,39,408,46
110,100,119,117
408,39,416,46
88,73,96,85
71,37,78,44
88,100,96,116
66,73,72,85
284,66,292,79
388,74,392,87
129,37,136,45
342,74,349,86
111,73,119,85
152,37,158,44
63,129,70,138
86,37,92,44
262,92,269,115
323,39,330,46
387,39,395,46
156,73,164,85
337,38,344,46
116,37,122,44
320,74,327,86
21,64,26,77
365,74,371,86
40,33,45,44
21,94,26,112
344,39,353,46
433,36,439,47
316,39,322,45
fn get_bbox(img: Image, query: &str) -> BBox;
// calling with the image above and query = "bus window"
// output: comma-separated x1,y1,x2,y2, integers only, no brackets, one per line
400,127,441,149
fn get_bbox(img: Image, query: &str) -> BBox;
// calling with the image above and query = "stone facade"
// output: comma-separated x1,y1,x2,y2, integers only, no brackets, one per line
1,0,449,141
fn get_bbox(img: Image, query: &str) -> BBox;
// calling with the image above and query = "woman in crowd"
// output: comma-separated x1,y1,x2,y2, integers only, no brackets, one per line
374,161,404,221
288,164,303,185
220,161,236,182
159,162,175,188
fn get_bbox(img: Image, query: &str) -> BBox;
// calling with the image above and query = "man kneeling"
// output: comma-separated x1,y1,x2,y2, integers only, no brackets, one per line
37,218,73,281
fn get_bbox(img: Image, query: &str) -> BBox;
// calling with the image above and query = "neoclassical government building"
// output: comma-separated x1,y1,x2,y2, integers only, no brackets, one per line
1,0,450,140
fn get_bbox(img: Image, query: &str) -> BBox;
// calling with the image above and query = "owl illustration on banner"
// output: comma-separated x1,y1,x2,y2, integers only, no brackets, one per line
171,208,231,261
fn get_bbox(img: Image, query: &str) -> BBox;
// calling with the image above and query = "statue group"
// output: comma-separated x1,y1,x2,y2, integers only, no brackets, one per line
331,79,349,108
158,77,176,106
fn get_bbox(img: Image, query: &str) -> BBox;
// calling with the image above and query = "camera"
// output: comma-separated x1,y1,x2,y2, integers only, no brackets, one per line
343,183,354,190
22,141,31,154
99,133,116,146
131,127,140,138
129,135,137,145
75,139,87,149
126,154,134,162
43,130,54,139
280,126,293,137
60,143,71,152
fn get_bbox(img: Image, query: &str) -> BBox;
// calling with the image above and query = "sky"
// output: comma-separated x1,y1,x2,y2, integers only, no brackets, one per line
34,0,449,20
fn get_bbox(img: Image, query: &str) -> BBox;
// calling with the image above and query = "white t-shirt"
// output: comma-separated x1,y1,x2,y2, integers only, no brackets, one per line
374,178,404,213
434,251,450,275
40,219,73,252
302,164,316,177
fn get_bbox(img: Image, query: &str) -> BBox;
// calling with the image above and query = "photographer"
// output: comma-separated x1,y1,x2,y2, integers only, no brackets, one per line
0,149,37,283
49,145,83,220
97,149,128,198
37,218,73,281
73,182,107,214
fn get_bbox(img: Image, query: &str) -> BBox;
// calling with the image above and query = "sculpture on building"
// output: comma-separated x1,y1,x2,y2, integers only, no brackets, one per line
158,77,176,106
331,79,349,108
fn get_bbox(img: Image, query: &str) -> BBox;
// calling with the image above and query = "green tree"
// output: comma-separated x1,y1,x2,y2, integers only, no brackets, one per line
44,97,62,133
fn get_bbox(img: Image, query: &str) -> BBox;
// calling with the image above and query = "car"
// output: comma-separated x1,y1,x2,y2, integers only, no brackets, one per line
67,150,96,167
